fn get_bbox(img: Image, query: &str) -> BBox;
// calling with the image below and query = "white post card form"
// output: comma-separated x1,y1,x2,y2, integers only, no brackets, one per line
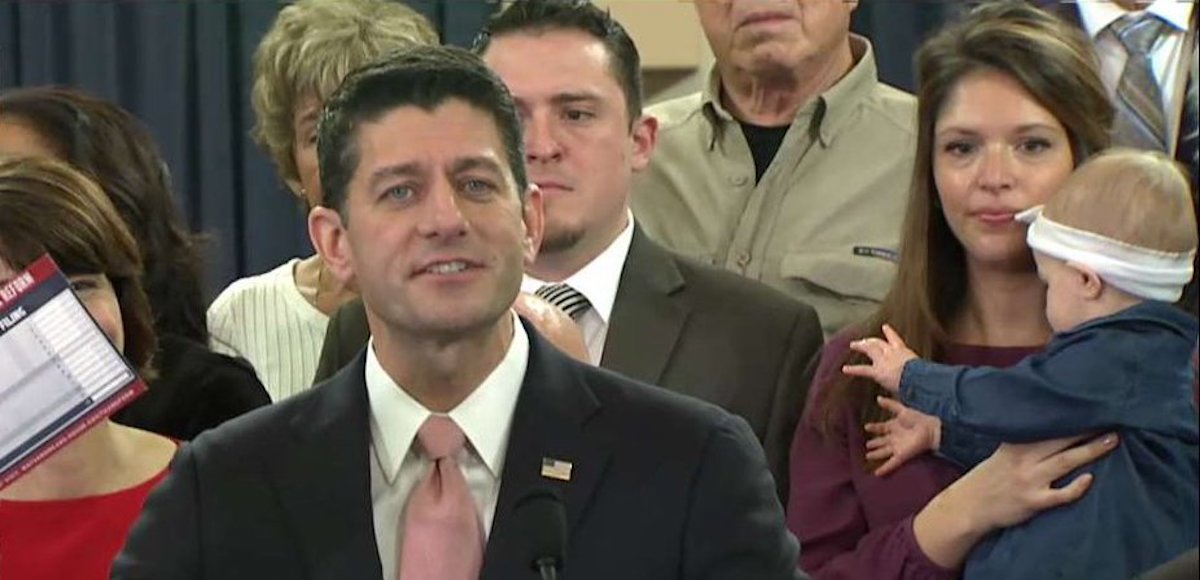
0,255,147,490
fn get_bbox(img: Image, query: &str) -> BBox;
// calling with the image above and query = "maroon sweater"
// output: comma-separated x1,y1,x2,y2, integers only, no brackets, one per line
787,335,1038,580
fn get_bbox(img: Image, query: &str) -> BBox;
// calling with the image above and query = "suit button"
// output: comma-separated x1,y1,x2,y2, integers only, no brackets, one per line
736,252,751,267
728,175,749,186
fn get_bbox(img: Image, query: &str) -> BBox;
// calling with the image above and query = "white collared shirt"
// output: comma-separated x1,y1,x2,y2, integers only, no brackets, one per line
1078,0,1195,150
365,313,529,580
523,212,634,364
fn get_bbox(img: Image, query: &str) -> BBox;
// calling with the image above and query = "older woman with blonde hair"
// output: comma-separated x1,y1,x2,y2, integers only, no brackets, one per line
207,0,438,401
0,156,176,579
788,2,1127,578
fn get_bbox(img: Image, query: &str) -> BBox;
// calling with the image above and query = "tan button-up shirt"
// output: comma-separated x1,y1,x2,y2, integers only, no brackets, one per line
633,36,916,336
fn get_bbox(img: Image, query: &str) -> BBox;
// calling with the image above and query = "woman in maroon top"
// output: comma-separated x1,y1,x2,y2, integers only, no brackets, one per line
788,4,1122,578
0,157,176,579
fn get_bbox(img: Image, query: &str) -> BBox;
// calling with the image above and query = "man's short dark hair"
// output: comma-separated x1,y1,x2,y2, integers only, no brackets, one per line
317,44,528,215
474,0,643,125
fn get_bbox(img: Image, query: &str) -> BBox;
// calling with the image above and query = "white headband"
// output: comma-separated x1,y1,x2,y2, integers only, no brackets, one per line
1017,205,1195,302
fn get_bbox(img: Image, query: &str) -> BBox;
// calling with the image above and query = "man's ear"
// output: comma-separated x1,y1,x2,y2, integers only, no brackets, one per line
308,206,354,285
522,184,545,267
630,113,658,173
1067,261,1104,300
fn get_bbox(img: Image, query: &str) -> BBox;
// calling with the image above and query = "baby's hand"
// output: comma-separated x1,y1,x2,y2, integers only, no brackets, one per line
843,324,918,392
865,396,941,477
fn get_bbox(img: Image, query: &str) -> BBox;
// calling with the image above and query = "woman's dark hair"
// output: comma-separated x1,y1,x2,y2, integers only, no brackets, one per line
0,156,158,377
0,87,210,344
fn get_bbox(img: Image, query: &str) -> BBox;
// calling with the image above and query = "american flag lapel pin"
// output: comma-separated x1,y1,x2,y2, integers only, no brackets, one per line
541,457,573,482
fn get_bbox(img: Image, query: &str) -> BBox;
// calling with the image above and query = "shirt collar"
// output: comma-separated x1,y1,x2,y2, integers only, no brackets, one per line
364,311,529,483
522,211,633,324
700,35,882,148
816,35,880,146
1078,0,1193,38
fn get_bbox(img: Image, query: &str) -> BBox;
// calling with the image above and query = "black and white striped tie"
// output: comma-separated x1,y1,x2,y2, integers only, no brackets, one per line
534,283,592,320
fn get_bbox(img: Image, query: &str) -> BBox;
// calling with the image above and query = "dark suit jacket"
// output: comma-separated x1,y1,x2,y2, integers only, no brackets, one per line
313,227,824,501
113,319,805,580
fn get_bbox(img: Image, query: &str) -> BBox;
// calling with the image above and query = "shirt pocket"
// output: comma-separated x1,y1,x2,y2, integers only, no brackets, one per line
780,250,895,303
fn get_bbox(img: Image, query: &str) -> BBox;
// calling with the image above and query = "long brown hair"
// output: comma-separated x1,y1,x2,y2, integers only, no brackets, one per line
809,1,1113,440
0,156,157,378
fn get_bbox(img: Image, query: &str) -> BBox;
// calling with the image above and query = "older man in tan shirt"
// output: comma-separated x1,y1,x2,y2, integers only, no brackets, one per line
633,0,916,336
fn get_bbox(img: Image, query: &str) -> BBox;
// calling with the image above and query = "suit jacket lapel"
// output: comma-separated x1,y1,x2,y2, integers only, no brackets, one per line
270,353,383,580
601,225,688,385
482,319,608,579
1177,21,1198,174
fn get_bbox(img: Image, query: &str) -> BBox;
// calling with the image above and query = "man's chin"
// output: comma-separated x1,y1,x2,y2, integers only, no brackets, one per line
539,229,584,255
737,40,803,75
364,299,505,338
408,313,507,343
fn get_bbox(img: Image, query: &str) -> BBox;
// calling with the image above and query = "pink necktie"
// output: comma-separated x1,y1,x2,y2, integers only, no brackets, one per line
397,415,484,580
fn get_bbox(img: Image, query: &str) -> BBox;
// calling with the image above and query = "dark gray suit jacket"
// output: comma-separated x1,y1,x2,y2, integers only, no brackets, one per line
113,319,805,580
313,227,824,501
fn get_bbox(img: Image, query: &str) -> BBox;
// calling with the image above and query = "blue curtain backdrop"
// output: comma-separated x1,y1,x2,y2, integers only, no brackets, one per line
851,1,964,92
0,0,495,297
0,0,957,298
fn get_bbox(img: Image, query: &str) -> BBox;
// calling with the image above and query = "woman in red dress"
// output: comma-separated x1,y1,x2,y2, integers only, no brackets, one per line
0,156,176,579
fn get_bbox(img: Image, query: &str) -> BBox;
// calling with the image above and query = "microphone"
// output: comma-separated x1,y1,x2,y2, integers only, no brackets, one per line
513,489,567,580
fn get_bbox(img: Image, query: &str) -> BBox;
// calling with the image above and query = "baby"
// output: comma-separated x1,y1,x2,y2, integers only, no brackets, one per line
845,149,1199,579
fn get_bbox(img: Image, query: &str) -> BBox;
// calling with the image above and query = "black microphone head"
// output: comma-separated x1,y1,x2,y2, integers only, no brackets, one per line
514,488,567,572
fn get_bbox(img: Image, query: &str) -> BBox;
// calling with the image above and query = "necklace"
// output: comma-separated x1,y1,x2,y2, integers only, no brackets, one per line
296,257,324,310
314,261,324,307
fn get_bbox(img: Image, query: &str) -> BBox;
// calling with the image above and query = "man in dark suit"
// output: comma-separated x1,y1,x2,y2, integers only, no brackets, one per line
114,44,803,580
1034,0,1198,311
313,0,823,503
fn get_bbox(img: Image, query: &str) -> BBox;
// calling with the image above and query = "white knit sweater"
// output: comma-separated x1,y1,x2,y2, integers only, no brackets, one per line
207,259,328,402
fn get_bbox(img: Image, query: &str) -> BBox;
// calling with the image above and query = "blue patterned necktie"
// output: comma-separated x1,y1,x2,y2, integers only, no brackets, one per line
1111,13,1169,151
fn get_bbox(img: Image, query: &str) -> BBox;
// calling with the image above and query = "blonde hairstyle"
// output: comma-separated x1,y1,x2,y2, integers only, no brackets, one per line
0,156,157,378
251,0,437,194
1045,148,1197,254
810,1,1113,442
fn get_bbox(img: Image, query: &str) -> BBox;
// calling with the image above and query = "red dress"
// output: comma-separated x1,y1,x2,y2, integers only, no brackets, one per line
0,467,169,579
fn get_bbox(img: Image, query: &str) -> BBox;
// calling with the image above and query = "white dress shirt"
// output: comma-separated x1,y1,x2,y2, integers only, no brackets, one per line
1078,0,1195,149
523,212,634,364
365,313,529,580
